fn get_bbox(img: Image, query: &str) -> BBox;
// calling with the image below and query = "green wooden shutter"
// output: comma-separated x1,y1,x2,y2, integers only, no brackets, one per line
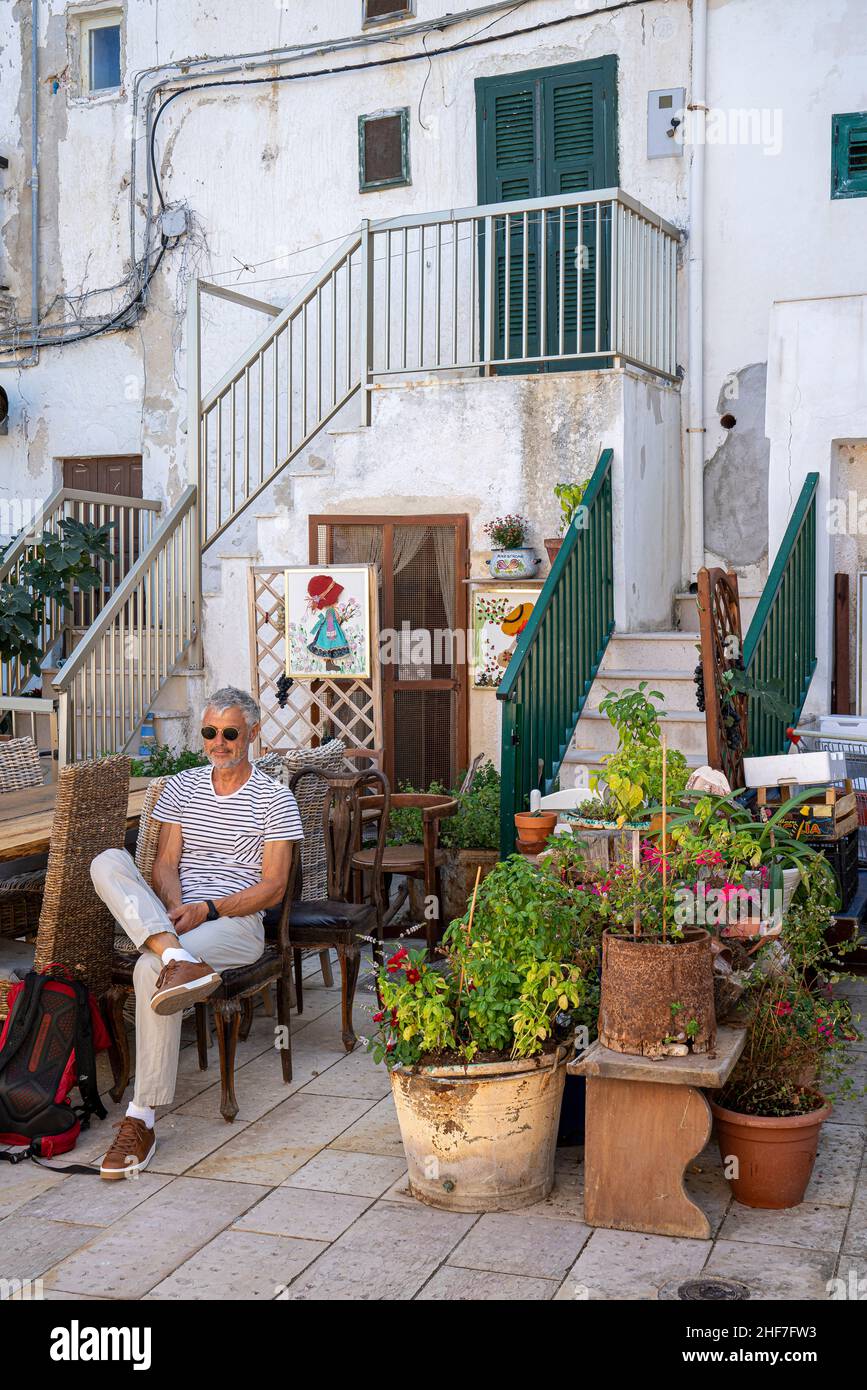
476,57,617,368
832,112,867,199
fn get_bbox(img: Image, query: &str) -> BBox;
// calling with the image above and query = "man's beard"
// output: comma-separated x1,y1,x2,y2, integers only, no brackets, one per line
207,748,247,770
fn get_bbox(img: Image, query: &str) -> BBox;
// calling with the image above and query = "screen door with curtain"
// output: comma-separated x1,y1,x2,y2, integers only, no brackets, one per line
309,515,469,789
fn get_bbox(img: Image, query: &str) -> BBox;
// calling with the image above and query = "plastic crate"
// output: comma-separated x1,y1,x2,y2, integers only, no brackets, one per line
818,827,860,912
792,718,867,863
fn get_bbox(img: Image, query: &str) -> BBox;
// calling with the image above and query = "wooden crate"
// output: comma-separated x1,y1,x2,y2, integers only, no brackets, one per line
757,781,857,840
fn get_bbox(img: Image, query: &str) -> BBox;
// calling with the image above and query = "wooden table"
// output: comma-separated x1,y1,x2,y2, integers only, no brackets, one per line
0,777,152,862
568,1026,747,1240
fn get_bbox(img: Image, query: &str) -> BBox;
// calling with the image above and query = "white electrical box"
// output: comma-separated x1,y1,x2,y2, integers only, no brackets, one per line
648,88,685,159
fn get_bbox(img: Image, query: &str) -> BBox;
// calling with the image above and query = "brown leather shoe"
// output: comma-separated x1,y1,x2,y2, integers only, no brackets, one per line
150,958,222,1015
99,1116,156,1181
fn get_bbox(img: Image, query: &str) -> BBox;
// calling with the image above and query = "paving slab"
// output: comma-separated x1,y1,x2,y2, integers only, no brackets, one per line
717,1198,849,1252
146,1111,257,1175
282,1200,477,1300
302,1047,393,1100
42,1176,269,1299
12,1171,171,1226
704,1239,838,1300
841,1162,867,1258
146,1229,327,1300
281,1149,407,1199
683,1168,732,1237
328,1093,405,1158
448,1211,591,1281
175,1042,343,1123
0,1216,103,1283
0,1162,64,1220
555,1228,708,1300
804,1123,865,1207
416,1266,557,1300
234,1186,372,1241
188,1091,377,1185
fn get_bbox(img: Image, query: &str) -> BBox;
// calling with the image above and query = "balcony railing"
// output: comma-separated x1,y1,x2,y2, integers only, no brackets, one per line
192,189,679,550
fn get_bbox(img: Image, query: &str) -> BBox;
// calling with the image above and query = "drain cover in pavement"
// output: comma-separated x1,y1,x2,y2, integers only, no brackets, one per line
660,1277,752,1301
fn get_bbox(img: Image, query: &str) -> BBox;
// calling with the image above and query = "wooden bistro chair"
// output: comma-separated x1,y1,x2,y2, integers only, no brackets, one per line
0,756,131,1022
284,765,389,1051
351,791,459,958
104,776,296,1123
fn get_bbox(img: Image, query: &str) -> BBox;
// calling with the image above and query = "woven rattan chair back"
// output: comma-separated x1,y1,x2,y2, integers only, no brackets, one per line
0,736,45,792
134,776,169,885
33,755,131,995
259,741,346,900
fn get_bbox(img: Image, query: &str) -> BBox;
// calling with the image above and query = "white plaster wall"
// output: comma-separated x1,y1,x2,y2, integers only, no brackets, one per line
766,294,867,715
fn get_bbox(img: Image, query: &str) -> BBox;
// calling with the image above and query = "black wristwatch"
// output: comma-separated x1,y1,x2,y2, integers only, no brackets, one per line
205,900,220,921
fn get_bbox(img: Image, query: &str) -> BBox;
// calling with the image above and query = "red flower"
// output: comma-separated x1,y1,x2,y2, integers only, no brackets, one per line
773,1000,793,1017
390,1008,399,1026
405,967,421,984
386,1040,395,1053
373,1010,384,1023
387,947,409,973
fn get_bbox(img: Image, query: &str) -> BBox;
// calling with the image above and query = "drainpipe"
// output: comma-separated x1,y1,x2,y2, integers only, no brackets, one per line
686,0,707,580
5,0,39,368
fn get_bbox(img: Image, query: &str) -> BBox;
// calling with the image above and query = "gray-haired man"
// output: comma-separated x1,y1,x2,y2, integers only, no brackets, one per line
90,687,303,1179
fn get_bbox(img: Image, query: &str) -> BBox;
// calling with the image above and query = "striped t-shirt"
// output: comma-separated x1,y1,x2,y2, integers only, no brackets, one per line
152,765,303,905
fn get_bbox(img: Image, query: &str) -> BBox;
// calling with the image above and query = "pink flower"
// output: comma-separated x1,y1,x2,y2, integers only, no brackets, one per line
773,1000,793,1017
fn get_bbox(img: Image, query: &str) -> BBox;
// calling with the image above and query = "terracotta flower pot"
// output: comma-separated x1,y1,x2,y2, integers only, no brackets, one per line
390,1044,570,1211
514,811,558,852
599,928,716,1057
544,537,563,566
711,1094,831,1209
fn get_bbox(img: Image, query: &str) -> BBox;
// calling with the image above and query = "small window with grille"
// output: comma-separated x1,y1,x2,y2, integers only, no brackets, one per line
358,109,411,192
364,0,414,25
832,112,867,199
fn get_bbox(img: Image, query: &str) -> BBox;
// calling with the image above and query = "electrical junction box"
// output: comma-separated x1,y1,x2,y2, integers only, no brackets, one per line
648,88,685,158
160,206,189,239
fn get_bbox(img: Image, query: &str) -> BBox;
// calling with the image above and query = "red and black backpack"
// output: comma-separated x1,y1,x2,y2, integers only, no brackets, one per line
0,966,109,1166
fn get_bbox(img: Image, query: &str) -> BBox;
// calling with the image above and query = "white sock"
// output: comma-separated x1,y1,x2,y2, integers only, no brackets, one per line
161,946,198,966
126,1102,155,1130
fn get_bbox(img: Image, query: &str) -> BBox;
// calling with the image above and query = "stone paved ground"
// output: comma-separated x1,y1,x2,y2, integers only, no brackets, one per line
1,962,864,1301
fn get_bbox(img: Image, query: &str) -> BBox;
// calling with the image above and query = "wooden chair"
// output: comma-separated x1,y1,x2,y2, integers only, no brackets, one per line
103,775,297,1122
0,756,131,1020
283,765,389,1050
351,791,459,957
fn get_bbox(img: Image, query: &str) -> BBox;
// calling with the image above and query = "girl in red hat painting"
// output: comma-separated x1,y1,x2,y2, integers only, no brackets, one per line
306,574,352,662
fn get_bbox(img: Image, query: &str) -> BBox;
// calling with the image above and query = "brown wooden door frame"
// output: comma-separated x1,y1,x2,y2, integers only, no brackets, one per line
308,513,470,788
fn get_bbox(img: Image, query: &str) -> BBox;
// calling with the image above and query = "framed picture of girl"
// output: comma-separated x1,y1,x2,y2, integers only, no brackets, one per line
283,565,373,680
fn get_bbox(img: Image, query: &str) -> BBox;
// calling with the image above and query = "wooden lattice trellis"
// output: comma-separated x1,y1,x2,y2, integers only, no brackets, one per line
248,567,382,757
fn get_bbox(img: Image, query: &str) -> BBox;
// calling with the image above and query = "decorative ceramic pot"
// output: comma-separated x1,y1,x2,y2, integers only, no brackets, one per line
486,548,541,580
711,1093,831,1209
390,1043,571,1211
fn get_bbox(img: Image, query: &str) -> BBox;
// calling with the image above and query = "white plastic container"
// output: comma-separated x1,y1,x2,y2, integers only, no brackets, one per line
743,750,848,789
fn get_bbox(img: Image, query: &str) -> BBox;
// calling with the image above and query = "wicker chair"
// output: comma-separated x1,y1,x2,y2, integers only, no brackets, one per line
0,756,132,1020
103,774,297,1122
0,735,51,940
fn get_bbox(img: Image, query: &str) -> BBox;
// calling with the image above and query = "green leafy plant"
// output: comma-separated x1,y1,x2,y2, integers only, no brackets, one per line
0,518,115,672
592,682,689,819
367,854,585,1067
483,514,528,549
553,480,588,535
130,744,208,777
386,763,501,851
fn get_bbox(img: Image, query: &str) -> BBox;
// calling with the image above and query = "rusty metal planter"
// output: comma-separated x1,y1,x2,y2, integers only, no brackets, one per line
390,1044,570,1212
599,928,716,1058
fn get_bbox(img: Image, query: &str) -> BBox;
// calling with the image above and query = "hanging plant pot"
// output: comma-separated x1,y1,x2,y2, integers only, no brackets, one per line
710,1093,831,1209
598,928,716,1057
514,811,557,852
390,1044,570,1212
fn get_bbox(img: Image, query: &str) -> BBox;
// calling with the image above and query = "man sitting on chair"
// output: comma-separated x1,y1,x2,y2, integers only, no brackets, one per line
90,686,302,1180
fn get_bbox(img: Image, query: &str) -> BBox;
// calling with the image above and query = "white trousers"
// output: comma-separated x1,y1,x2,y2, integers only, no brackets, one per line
90,847,264,1106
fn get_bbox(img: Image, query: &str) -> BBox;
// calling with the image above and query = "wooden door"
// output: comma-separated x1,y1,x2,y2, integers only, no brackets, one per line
62,456,142,498
310,515,469,789
61,456,144,630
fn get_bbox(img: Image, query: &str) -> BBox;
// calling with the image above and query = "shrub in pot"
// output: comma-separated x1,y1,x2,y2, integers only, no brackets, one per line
392,764,502,925
483,514,539,580
713,862,863,1208
592,683,689,824
367,854,586,1211
544,480,588,566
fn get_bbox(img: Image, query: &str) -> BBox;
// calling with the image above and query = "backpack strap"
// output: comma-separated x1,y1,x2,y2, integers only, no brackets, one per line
71,980,106,1125
0,972,46,1077
0,1145,101,1176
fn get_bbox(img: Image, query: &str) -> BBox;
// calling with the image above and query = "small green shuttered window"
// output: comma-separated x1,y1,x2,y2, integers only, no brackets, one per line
476,57,618,367
832,113,867,199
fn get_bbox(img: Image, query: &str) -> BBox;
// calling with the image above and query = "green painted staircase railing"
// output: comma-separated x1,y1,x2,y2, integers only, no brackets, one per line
743,472,819,757
498,448,615,856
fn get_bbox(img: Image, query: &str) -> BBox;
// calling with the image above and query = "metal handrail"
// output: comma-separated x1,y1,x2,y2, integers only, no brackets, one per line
743,472,819,757
53,487,198,761
369,187,681,241
497,449,615,851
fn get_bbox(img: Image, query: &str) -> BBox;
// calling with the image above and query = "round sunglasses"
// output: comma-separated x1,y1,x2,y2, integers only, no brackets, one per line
201,725,241,742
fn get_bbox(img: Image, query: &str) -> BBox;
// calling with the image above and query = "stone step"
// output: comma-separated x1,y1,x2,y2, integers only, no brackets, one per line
674,590,760,635
559,747,708,790
586,669,700,710
602,630,700,670
570,707,708,756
